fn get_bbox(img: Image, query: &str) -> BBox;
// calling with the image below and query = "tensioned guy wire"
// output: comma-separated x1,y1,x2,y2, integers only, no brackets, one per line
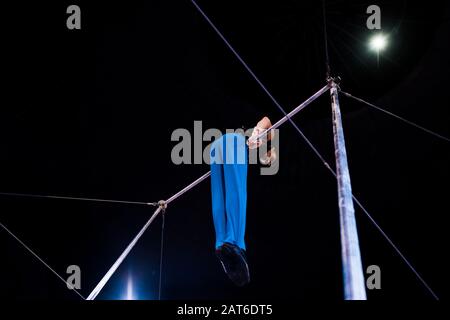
322,0,332,79
190,0,439,300
351,196,440,300
0,221,86,300
340,90,450,143
0,192,157,207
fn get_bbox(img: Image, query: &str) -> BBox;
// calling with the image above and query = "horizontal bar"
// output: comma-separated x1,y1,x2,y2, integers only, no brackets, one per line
165,84,330,205
252,84,330,142
165,171,212,205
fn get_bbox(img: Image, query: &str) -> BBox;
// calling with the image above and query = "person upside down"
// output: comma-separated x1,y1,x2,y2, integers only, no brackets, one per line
210,116,276,287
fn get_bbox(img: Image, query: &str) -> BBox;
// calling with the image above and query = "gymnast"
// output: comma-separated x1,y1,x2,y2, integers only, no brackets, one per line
209,116,276,286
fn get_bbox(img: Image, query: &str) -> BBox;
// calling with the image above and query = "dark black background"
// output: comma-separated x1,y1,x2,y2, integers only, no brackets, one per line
0,0,448,301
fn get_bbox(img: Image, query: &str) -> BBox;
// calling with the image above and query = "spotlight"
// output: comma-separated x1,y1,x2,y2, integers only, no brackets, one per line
369,34,388,52
125,275,135,300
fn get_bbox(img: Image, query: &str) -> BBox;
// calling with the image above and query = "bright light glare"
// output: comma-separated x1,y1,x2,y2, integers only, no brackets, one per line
370,34,388,51
125,275,135,300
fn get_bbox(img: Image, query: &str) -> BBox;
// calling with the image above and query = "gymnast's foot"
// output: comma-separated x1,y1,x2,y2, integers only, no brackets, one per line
216,243,250,287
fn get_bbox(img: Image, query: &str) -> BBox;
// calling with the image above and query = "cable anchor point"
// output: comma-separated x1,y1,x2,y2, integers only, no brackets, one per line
327,76,341,86
158,200,168,212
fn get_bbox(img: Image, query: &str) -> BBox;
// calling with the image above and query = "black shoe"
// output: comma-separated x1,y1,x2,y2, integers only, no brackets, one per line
216,243,250,287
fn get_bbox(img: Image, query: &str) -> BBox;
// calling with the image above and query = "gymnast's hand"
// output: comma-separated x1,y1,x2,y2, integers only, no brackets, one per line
259,147,277,166
247,116,275,149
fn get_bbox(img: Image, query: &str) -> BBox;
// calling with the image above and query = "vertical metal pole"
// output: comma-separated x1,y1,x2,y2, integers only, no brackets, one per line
330,80,367,300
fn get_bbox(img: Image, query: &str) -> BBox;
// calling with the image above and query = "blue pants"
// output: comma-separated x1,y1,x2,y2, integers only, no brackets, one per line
210,133,248,251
